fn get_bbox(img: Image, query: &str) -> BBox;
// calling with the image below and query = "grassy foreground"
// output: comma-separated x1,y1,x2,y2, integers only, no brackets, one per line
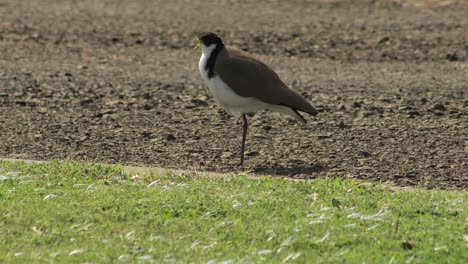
0,160,466,263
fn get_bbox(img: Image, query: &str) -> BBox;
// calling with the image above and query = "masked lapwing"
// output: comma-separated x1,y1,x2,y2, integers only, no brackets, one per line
196,32,318,166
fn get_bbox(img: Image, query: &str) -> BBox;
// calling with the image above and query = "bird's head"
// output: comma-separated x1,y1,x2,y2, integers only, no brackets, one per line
194,32,224,53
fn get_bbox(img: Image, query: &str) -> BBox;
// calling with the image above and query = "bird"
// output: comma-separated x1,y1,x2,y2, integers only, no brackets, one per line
195,32,318,166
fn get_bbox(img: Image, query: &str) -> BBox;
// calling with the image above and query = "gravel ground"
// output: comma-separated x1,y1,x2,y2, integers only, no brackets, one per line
0,0,466,188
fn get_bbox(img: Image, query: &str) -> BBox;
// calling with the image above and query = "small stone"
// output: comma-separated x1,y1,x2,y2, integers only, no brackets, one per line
317,133,332,139
221,152,232,158
359,151,371,158
399,105,416,111
105,100,120,106
246,151,259,157
408,110,420,118
378,36,390,44
378,96,392,103
143,103,153,110
103,109,116,115
142,131,153,138
111,36,122,43
191,98,208,106
432,103,446,111
107,113,119,120
404,171,418,178
165,134,176,141
446,53,458,62
352,101,362,108
337,121,349,128
36,107,48,114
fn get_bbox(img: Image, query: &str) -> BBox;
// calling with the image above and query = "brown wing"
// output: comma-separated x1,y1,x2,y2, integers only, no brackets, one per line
215,47,318,116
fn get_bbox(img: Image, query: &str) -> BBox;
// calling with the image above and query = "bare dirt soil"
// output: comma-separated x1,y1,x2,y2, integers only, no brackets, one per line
0,0,466,189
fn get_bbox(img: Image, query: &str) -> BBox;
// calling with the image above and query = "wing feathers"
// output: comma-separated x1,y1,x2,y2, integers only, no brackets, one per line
215,47,318,117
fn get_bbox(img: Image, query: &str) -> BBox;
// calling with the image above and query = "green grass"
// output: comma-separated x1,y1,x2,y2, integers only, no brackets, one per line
0,160,466,263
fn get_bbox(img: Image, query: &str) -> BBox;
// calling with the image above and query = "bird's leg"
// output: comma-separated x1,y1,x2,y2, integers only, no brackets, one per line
240,114,248,166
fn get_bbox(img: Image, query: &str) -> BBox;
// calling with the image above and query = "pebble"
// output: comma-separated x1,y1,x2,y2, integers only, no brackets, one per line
352,102,362,108
191,98,208,106
432,103,446,111
36,107,48,114
246,151,259,156
165,134,176,141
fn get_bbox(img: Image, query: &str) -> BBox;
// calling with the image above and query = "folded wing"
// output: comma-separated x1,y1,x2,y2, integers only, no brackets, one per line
215,47,318,117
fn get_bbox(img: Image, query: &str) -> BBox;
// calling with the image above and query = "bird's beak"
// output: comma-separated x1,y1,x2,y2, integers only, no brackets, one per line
193,39,201,50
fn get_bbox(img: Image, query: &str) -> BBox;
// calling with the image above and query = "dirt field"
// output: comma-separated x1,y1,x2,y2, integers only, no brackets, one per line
0,0,466,189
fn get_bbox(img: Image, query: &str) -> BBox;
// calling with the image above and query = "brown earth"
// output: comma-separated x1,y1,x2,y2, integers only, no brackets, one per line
0,0,466,189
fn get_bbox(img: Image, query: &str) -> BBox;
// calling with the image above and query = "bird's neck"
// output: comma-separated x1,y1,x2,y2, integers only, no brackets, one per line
201,43,224,79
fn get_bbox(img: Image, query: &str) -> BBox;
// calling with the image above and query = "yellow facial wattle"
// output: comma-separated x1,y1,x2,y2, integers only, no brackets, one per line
193,39,201,50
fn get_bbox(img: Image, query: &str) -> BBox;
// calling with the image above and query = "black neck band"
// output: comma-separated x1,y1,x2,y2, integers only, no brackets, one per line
205,43,224,79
